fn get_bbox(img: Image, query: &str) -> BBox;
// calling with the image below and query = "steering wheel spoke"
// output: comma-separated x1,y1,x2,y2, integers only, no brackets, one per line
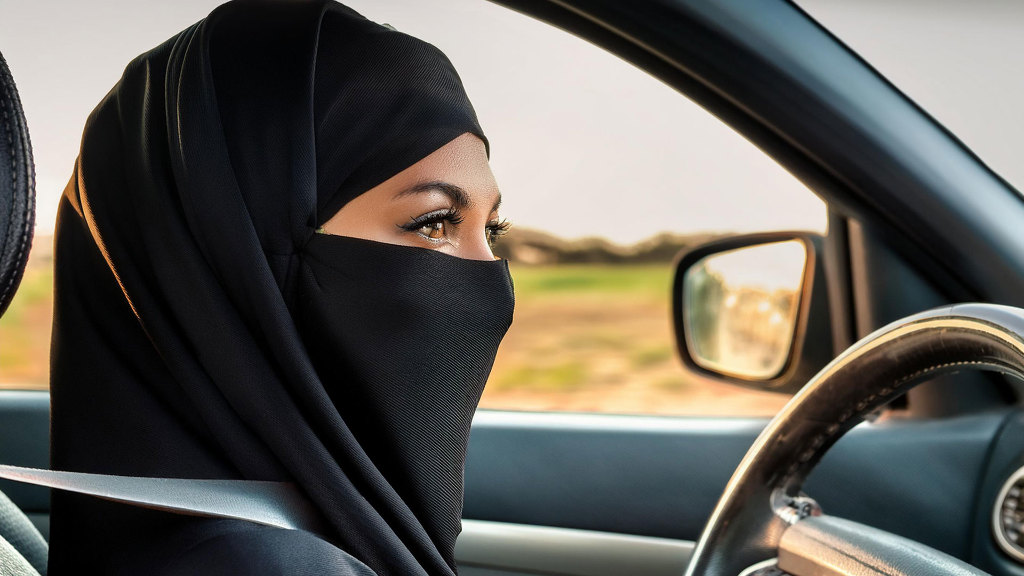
778,515,988,576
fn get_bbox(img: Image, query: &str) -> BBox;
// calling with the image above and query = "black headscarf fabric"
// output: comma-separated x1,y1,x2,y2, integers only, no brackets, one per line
48,1,514,574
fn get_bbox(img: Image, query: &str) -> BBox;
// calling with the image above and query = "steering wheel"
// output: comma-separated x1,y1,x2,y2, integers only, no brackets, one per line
684,303,1021,576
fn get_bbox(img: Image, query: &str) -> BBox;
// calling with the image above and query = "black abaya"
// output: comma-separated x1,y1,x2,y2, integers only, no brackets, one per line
48,2,514,574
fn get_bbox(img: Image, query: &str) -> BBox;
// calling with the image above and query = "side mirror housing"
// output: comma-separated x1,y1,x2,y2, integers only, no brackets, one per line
672,232,832,394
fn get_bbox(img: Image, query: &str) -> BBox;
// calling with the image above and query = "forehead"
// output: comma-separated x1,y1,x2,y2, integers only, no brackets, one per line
384,133,500,208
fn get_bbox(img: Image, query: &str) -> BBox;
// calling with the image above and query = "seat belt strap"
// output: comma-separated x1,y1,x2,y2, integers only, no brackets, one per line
0,464,325,534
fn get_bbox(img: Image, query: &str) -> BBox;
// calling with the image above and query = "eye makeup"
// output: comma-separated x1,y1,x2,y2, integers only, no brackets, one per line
399,208,511,247
400,207,464,243
485,218,511,245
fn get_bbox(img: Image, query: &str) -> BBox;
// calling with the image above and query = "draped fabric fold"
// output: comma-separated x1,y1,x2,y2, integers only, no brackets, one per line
49,2,508,574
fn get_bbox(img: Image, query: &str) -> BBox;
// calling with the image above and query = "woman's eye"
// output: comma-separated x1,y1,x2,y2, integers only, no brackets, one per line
486,218,511,246
402,208,462,243
402,211,508,247
418,221,446,240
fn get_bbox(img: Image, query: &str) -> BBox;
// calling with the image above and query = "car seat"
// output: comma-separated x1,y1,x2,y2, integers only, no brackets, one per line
0,46,318,576
0,49,52,576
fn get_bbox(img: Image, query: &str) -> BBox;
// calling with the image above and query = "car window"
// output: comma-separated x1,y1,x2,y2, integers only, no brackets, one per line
329,0,828,417
797,0,1024,197
0,0,825,417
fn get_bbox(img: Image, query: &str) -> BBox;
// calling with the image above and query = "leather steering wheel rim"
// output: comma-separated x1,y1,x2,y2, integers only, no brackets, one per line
0,50,35,318
684,303,1024,576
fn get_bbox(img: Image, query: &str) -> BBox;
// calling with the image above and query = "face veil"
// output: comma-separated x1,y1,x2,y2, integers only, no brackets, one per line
48,1,513,575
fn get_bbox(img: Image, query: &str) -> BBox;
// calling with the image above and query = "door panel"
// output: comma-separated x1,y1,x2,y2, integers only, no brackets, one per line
456,520,692,576
464,411,764,541
0,391,49,539
464,408,1010,562
0,391,1009,570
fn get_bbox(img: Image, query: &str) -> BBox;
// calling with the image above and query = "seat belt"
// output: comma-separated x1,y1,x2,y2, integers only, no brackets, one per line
0,463,325,534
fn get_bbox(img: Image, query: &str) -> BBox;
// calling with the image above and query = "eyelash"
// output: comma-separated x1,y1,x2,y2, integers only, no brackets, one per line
486,218,512,244
401,208,512,246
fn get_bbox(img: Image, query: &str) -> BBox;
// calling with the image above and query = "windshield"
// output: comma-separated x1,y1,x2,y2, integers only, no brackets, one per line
799,0,1024,195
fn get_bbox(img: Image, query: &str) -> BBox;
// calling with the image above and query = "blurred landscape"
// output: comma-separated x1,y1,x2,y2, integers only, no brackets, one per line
486,228,789,416
0,238,52,390
0,230,789,416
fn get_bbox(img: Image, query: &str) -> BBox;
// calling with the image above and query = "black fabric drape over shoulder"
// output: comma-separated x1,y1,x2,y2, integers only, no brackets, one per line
48,1,512,574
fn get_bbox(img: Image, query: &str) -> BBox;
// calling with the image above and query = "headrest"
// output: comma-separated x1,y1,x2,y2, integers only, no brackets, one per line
0,51,34,318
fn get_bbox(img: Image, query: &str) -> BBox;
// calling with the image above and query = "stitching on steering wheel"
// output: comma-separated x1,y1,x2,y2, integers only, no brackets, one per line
892,360,998,388
780,359,995,488
0,77,28,308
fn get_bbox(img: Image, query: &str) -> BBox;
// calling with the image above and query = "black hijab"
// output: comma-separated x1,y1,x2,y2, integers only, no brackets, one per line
48,1,514,574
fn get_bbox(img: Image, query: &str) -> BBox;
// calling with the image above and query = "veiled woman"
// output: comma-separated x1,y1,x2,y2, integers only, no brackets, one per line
48,1,514,573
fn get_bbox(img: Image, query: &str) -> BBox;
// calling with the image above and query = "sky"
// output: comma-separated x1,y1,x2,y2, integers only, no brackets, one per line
702,240,808,294
1,0,1022,244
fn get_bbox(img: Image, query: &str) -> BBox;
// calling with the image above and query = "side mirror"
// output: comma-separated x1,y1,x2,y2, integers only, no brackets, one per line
672,232,832,393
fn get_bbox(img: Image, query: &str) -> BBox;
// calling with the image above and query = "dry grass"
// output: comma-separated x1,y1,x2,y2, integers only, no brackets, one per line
0,263,51,390
480,264,788,416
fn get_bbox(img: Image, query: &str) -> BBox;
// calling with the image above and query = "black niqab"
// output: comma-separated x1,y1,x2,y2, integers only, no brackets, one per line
48,1,513,574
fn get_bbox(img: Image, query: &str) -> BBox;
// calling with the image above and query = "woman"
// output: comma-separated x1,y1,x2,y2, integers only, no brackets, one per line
48,1,514,574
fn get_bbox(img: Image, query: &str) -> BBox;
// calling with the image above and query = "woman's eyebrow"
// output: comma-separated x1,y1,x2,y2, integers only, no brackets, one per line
394,181,471,208
395,181,502,212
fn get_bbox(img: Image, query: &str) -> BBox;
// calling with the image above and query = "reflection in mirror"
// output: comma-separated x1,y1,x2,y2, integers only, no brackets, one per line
683,240,807,380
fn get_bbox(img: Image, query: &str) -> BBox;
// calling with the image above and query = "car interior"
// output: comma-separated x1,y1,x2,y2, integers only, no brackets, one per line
4,0,1024,575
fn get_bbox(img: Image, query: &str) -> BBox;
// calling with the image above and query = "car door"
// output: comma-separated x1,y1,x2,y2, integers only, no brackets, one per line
439,1,1024,575
2,1,1024,576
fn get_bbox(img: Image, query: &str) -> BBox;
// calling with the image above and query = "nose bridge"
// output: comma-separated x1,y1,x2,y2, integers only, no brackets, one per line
462,233,497,260
461,228,496,262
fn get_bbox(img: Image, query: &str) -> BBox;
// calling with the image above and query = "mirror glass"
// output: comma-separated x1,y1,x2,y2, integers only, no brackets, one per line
683,240,807,380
